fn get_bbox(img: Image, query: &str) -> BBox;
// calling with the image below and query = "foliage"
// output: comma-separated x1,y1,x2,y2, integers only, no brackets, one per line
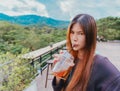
0,49,33,91
0,21,66,90
0,21,67,53
96,16,120,40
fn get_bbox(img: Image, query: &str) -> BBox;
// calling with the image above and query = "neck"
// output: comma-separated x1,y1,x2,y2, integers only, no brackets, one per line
78,50,85,60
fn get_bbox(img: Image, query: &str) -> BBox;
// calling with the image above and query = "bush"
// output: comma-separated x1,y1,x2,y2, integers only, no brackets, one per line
0,49,33,91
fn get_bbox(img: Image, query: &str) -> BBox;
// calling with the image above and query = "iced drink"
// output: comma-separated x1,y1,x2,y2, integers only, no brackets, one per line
52,51,74,79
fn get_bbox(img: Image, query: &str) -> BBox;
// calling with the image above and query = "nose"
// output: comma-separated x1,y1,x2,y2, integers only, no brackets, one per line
72,34,77,41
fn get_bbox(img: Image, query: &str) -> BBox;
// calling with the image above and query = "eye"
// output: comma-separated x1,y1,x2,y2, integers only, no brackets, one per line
70,30,74,34
78,32,84,35
80,32,84,35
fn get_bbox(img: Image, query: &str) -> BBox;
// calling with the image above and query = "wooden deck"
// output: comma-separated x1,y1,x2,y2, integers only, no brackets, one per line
24,41,120,91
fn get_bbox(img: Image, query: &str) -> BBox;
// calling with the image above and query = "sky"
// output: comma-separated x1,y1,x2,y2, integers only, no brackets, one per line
0,0,120,21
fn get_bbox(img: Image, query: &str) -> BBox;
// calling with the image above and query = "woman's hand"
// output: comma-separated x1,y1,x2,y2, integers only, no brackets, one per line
52,50,74,80
52,50,64,64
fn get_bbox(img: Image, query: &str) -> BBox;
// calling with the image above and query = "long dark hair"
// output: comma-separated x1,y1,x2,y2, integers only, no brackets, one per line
66,14,97,91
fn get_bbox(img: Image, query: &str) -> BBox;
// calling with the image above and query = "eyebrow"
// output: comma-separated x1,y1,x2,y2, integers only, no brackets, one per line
71,29,84,32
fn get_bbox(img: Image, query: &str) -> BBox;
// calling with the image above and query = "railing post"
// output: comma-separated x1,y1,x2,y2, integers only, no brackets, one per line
56,47,59,53
50,50,53,59
39,56,42,75
30,59,34,75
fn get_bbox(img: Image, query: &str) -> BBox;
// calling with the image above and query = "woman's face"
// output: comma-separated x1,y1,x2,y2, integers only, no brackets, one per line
70,23,86,51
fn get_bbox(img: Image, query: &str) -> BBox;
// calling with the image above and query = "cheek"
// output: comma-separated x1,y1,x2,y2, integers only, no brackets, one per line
70,34,73,41
78,36,86,44
78,36,85,41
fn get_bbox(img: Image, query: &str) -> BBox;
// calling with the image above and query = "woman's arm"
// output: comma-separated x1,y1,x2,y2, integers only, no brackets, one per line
105,75,120,91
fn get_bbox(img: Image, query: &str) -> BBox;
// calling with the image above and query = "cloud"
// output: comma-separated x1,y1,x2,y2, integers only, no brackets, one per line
59,0,77,20
59,0,99,20
0,0,49,17
59,0,120,20
60,0,74,12
0,0,119,20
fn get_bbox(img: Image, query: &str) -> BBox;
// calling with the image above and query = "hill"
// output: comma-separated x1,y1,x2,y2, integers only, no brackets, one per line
0,13,69,28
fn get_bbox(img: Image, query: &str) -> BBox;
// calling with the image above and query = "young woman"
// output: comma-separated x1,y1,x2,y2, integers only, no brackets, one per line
52,14,120,91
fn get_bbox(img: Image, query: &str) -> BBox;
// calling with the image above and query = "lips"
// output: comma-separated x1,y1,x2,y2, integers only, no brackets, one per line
74,45,79,47
72,44,78,47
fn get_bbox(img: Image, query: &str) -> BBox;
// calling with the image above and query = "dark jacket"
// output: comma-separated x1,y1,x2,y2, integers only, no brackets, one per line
52,54,120,91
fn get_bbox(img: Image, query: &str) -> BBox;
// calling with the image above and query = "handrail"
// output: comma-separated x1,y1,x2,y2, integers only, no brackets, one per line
0,40,66,91
22,40,66,74
22,40,66,60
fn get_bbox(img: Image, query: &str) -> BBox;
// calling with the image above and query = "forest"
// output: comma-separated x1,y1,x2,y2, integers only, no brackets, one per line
97,16,120,40
0,20,67,91
0,16,120,54
0,16,120,91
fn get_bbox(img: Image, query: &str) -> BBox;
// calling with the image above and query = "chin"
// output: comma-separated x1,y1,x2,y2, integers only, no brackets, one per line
73,47,79,51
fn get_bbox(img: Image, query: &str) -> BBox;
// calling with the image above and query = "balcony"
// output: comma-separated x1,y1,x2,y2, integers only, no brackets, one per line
0,40,120,91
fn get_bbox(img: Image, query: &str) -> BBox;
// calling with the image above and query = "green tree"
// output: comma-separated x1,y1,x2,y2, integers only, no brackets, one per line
0,50,32,91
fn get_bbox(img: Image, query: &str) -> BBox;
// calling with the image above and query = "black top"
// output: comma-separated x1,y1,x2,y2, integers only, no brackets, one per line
52,54,120,91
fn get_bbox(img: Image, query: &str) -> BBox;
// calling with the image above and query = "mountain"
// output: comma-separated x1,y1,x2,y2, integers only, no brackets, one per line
0,13,69,28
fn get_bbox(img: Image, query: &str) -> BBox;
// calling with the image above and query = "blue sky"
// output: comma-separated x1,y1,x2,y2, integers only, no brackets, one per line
0,0,120,21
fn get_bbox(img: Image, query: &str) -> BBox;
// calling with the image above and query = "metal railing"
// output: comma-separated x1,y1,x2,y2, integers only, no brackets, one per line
22,40,66,75
0,40,66,91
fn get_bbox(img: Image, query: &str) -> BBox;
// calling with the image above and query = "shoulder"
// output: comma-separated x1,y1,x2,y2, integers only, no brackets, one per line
88,54,120,90
93,54,120,77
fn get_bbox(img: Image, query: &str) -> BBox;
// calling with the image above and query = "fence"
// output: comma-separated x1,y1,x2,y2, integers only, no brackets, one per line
22,40,66,75
0,40,66,90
